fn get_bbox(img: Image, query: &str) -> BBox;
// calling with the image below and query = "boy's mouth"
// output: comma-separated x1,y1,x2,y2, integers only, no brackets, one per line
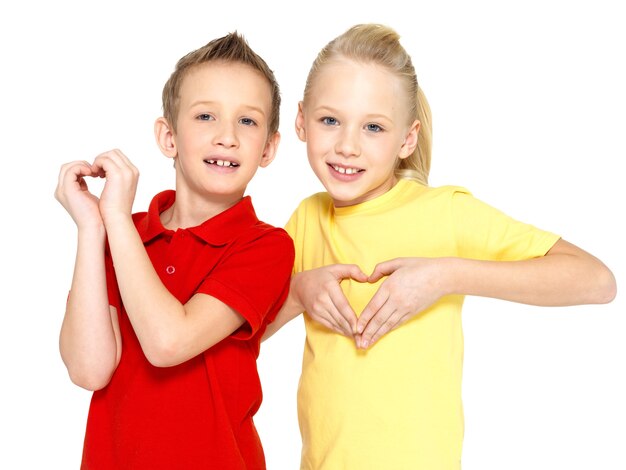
329,163,364,175
204,159,240,168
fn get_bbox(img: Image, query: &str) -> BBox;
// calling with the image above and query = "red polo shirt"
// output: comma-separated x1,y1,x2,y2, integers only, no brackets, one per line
81,190,294,470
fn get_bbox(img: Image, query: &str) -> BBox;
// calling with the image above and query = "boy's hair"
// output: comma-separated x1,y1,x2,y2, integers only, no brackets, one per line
303,24,432,185
162,32,280,136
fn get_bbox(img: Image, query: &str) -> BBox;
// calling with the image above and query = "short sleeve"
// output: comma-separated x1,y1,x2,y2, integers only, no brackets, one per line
451,189,560,261
284,207,300,275
196,228,295,340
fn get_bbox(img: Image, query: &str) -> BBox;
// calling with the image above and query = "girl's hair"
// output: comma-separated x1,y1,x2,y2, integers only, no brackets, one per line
303,24,432,185
162,32,281,136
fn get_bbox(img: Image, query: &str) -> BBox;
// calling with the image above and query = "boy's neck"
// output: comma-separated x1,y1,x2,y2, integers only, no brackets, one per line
160,190,244,230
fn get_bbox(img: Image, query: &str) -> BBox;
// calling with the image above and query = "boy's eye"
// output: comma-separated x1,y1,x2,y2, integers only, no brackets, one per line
321,117,338,126
197,114,214,121
240,117,257,126
366,123,383,132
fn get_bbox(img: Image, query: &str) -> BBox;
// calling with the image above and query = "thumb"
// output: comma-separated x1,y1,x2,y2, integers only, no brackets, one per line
368,258,402,283
331,264,369,283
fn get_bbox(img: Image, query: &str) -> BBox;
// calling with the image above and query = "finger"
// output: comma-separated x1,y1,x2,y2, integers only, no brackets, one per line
366,311,412,348
327,288,358,334
356,286,389,334
58,161,96,189
307,309,351,337
358,302,398,349
331,264,369,283
368,258,402,283
91,154,120,178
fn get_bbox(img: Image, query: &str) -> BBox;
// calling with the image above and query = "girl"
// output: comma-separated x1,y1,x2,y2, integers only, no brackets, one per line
265,24,616,469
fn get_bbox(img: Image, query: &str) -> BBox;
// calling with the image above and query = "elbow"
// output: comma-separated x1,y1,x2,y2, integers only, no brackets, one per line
596,268,617,304
143,336,185,368
587,264,617,305
67,368,113,391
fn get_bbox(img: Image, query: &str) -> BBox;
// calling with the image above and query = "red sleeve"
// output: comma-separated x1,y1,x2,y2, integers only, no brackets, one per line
196,228,295,340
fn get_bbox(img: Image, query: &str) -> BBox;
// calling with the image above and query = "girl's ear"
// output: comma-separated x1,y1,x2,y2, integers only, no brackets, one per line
398,119,420,160
154,117,177,158
259,131,281,168
295,101,307,142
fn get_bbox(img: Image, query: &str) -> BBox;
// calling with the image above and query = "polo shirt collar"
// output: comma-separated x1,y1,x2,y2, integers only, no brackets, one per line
137,190,259,246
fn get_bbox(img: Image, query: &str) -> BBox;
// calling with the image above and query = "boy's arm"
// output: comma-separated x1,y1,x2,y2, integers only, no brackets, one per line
56,161,121,390
60,226,122,390
356,239,617,348
94,150,247,367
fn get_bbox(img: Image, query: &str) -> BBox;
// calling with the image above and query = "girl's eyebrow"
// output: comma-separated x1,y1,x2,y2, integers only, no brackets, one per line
314,105,392,123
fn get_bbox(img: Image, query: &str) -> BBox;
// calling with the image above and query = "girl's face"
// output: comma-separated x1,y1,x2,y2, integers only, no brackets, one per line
296,59,419,207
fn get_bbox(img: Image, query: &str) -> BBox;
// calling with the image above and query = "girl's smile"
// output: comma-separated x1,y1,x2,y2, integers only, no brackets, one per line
296,59,418,208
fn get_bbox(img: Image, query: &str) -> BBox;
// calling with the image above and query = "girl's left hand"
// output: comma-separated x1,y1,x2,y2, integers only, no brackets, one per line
91,149,139,223
355,257,449,349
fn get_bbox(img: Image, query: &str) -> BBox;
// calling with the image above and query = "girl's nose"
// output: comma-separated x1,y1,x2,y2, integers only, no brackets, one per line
335,127,360,158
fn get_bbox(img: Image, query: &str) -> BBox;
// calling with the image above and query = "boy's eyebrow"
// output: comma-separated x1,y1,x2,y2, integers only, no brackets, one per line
190,100,267,116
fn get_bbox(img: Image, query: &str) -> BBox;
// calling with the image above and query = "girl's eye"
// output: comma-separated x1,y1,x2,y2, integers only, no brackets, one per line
197,114,214,121
240,117,257,126
321,117,338,126
366,123,383,132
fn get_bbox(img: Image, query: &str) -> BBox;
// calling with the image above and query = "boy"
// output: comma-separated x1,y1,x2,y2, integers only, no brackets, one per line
55,33,294,469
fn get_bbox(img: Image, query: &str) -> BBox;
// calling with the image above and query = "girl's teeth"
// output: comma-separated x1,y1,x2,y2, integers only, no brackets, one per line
333,165,359,175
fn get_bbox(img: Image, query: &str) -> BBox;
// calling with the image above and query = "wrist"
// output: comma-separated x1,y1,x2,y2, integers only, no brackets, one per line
288,273,306,314
438,257,461,296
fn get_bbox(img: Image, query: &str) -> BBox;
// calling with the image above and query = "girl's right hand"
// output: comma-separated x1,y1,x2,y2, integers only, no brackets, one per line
292,264,368,337
55,160,104,229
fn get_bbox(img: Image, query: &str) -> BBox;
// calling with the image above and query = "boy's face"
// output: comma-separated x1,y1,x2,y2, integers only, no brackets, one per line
167,61,277,205
296,59,417,208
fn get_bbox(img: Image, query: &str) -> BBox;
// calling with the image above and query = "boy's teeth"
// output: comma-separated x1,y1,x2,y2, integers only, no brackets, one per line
207,159,237,167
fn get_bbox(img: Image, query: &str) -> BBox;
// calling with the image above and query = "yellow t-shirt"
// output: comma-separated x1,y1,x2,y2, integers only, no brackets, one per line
285,179,560,470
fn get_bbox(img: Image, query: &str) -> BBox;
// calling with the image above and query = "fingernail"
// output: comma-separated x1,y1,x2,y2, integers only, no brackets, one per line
361,340,369,349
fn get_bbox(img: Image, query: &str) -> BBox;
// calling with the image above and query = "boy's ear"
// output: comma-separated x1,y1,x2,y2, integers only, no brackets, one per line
295,101,307,142
154,117,177,158
398,119,420,160
259,131,281,168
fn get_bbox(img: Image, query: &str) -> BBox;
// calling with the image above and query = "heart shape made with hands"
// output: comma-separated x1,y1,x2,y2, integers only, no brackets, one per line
305,257,439,349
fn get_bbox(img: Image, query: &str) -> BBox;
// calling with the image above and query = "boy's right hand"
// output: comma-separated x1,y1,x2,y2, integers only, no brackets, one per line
55,161,104,229
292,264,368,337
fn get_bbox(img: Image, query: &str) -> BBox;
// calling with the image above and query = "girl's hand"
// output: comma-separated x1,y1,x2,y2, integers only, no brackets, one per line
91,149,139,223
356,257,449,349
292,264,369,337
55,160,104,229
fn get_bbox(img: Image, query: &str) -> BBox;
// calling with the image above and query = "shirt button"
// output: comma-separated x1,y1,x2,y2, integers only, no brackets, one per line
166,265,176,275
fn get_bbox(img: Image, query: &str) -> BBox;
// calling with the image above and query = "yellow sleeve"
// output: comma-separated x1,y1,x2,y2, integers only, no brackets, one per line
450,189,560,261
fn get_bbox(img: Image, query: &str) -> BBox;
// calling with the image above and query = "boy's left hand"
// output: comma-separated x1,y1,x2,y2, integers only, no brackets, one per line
91,149,139,223
355,257,448,349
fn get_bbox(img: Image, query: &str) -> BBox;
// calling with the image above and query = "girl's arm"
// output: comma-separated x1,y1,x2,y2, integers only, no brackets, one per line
356,239,616,348
56,161,121,390
262,264,368,341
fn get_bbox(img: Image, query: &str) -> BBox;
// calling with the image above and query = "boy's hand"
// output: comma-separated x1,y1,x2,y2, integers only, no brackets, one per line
293,264,368,337
355,258,448,349
55,160,104,229
91,149,139,223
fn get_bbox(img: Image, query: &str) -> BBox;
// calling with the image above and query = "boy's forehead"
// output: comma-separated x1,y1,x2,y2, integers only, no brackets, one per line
179,61,272,108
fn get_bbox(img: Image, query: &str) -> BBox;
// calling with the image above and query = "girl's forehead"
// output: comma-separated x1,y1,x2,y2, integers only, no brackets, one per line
308,59,406,109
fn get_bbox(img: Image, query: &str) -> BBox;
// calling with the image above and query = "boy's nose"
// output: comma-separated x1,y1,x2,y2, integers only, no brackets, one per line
213,122,239,148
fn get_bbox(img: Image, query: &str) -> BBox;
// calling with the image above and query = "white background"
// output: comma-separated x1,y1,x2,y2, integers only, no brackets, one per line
1,1,624,469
